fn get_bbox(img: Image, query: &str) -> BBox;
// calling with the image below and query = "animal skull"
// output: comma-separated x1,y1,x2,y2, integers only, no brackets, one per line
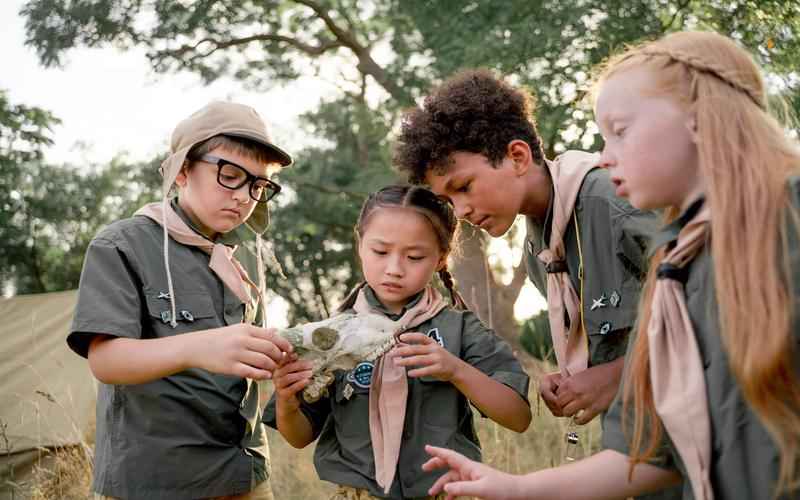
277,312,398,402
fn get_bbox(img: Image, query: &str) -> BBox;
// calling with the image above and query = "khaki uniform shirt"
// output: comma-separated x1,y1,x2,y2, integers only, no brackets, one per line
69,201,268,500
524,167,658,366
603,183,800,499
264,287,530,499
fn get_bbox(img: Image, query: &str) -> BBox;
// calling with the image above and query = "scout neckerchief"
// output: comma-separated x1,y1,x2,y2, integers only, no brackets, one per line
135,200,266,437
648,201,713,500
535,151,599,377
135,201,261,310
353,285,446,494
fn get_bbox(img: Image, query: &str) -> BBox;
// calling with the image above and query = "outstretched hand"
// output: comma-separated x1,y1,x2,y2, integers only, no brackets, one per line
423,445,520,500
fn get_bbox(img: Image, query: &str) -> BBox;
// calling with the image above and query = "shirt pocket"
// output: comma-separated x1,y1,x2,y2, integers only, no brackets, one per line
417,377,460,429
332,376,371,438
143,291,217,337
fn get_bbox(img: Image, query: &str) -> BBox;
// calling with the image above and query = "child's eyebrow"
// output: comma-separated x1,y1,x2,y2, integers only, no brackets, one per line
365,238,434,251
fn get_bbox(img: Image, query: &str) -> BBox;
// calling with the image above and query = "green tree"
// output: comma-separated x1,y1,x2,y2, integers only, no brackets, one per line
519,309,555,363
0,90,161,294
18,0,800,340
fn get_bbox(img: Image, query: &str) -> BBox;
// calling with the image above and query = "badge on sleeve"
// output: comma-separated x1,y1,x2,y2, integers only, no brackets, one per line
609,290,621,308
426,328,444,347
590,294,607,311
346,361,375,389
599,321,612,335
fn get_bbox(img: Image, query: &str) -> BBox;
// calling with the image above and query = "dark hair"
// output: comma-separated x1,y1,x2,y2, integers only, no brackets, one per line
186,134,284,166
393,68,546,184
338,185,467,311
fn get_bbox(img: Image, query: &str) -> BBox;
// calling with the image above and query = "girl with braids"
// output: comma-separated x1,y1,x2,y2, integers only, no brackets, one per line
265,185,531,500
421,30,800,500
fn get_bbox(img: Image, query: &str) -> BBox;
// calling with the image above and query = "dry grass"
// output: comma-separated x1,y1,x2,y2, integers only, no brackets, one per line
266,356,603,499
17,357,602,499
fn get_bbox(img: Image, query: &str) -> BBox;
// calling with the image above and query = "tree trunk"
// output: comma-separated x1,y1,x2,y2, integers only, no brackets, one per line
450,224,527,352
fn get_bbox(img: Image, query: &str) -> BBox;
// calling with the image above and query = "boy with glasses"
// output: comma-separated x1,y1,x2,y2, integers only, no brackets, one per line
68,101,294,499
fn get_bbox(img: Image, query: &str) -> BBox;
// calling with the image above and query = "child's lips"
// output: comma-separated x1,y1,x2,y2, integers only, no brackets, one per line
222,208,241,217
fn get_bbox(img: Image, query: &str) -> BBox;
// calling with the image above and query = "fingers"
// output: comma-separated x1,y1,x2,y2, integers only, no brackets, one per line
428,470,462,496
561,399,583,418
425,445,470,469
539,376,564,417
398,332,433,344
232,362,272,380
250,326,293,354
244,336,287,366
574,406,598,425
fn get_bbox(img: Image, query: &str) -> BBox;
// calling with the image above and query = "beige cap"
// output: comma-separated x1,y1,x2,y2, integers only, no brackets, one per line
160,101,292,234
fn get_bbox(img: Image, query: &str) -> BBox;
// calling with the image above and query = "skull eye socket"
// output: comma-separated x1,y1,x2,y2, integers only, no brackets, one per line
312,327,339,350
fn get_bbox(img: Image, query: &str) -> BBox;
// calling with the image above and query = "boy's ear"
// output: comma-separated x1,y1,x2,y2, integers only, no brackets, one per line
174,161,190,187
506,140,533,175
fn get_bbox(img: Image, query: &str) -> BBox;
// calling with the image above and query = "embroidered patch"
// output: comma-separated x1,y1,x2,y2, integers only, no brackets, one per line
346,361,375,388
343,384,354,400
599,321,612,335
609,290,621,308
157,291,171,300
590,294,607,311
427,328,444,347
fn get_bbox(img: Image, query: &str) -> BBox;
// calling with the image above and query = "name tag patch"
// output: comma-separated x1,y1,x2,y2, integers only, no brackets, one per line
346,361,375,388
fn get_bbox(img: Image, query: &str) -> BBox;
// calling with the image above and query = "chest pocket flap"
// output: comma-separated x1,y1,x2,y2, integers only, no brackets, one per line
144,291,216,328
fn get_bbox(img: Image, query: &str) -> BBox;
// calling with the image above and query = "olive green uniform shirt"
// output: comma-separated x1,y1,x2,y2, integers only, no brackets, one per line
68,201,269,500
524,166,658,366
264,287,530,499
603,183,800,499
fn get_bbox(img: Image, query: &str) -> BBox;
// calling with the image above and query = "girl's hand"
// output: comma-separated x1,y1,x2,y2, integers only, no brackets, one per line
273,355,313,413
394,332,463,382
423,445,520,500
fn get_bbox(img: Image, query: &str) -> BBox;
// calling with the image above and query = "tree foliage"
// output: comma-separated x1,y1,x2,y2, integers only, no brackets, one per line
13,0,800,336
0,90,161,294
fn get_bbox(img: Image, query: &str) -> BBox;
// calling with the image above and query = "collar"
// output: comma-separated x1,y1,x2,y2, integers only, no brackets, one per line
647,197,706,258
525,176,556,255
363,285,425,320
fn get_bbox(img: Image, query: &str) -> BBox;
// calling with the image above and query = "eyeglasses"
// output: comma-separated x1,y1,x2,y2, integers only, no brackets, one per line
199,154,282,203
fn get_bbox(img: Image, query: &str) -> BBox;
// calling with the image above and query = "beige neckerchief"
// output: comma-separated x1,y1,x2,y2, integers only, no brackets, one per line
353,285,446,494
648,203,713,500
135,201,260,308
535,151,599,376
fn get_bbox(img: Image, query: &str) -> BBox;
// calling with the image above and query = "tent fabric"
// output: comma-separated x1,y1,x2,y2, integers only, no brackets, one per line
0,290,96,496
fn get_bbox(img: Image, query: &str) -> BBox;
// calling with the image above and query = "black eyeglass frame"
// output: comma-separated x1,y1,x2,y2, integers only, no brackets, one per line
199,154,282,203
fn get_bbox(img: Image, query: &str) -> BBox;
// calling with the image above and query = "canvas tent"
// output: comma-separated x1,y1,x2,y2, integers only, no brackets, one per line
0,290,96,499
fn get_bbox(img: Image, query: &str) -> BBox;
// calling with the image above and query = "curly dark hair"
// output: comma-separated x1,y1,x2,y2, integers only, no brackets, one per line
393,68,545,184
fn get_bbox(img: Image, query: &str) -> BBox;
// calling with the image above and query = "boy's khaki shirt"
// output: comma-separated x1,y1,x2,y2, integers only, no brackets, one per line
69,202,269,500
524,166,658,367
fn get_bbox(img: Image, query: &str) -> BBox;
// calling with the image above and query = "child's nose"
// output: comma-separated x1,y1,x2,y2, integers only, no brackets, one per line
385,255,404,276
598,146,616,169
231,183,251,203
452,199,472,220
